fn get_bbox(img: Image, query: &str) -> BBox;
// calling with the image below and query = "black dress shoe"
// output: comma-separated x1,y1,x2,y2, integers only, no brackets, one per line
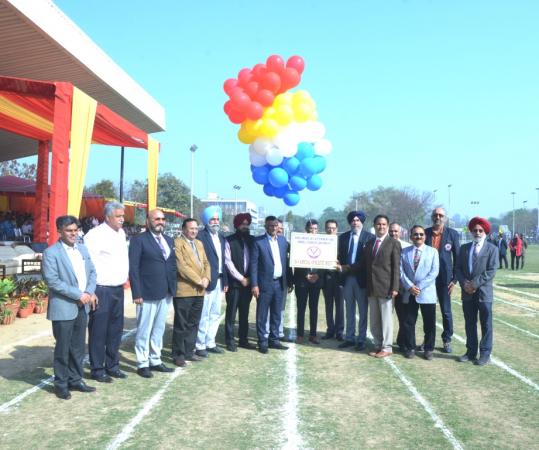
150,363,174,373
404,350,415,359
280,336,294,343
54,387,72,400
424,351,434,361
458,354,476,363
174,358,186,367
238,342,257,350
227,344,238,352
321,334,334,340
474,355,490,366
137,367,153,378
336,335,344,342
338,341,355,349
195,349,209,358
258,346,268,354
107,369,127,379
186,354,203,362
68,381,96,392
355,343,366,352
207,346,225,354
92,374,113,383
269,343,289,350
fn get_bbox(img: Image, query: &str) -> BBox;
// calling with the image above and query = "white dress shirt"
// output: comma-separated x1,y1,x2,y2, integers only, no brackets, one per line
210,231,223,274
61,241,87,292
267,234,283,278
468,238,485,273
225,240,249,282
84,222,128,286
151,231,170,259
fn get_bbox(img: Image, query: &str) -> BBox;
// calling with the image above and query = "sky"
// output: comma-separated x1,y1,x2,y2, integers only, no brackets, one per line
49,0,539,220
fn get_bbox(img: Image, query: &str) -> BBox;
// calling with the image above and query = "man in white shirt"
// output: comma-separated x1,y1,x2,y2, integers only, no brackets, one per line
84,201,129,382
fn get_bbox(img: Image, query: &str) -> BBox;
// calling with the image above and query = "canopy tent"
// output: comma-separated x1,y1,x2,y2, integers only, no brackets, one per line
0,75,160,243
0,175,186,223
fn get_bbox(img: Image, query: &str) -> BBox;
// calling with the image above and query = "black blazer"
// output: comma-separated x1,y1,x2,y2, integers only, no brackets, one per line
197,227,229,291
128,231,176,300
250,234,293,291
425,226,460,285
337,229,375,287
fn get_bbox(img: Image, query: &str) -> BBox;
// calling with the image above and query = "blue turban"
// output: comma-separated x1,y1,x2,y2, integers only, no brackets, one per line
202,206,222,225
347,210,366,224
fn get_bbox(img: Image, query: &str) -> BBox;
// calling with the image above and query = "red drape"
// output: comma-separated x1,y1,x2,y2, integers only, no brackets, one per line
34,140,49,243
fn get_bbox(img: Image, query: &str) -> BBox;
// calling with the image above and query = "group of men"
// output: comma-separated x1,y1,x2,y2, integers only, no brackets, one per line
42,201,498,400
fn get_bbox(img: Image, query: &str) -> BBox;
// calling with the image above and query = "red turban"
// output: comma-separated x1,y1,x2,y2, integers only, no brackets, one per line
468,217,491,234
233,213,252,229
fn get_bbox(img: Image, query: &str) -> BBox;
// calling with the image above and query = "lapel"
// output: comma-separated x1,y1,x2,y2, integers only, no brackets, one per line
472,242,488,276
262,236,274,264
407,246,415,271
203,229,218,258
374,236,389,261
464,243,473,278
57,241,78,285
145,231,165,260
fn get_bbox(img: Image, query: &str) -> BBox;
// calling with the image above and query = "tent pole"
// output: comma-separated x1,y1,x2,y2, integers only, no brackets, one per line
119,146,125,202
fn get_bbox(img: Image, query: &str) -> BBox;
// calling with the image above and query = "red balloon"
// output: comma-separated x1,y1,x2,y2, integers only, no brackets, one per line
230,90,251,112
246,101,264,120
252,63,267,80
266,54,285,74
244,81,259,99
223,100,234,115
255,89,275,107
280,67,300,92
237,68,253,87
228,109,246,124
260,71,281,94
223,78,238,96
286,55,305,75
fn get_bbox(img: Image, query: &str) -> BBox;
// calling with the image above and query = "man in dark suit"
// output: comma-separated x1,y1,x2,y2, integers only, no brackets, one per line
456,217,498,366
337,211,374,351
224,213,255,351
321,219,344,341
196,206,229,356
251,215,293,353
352,214,401,358
42,215,98,400
425,207,460,353
129,209,176,378
497,233,508,269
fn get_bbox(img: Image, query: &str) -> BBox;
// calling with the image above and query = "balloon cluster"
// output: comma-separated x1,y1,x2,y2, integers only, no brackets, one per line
223,55,332,206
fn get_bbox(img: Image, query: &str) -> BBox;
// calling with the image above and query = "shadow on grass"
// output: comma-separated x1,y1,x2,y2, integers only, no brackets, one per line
0,345,53,387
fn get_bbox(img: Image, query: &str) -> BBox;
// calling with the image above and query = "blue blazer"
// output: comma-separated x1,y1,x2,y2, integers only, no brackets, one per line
456,241,498,303
42,241,97,321
337,229,374,287
250,234,292,291
400,245,440,304
128,231,176,300
197,227,229,291
425,226,460,285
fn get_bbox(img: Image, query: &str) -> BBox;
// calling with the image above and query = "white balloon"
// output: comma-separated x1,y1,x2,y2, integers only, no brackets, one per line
266,146,284,166
314,139,333,155
310,121,326,141
253,138,272,156
249,149,267,166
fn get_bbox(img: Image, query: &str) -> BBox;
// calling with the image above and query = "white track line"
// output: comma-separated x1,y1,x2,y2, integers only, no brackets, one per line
494,284,539,299
282,293,302,450
435,324,539,392
106,312,226,449
105,368,184,450
384,358,464,450
453,300,539,340
0,327,137,414
0,330,53,354
493,297,538,314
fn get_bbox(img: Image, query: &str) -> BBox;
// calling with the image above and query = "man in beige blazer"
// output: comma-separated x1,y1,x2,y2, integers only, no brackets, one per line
171,218,211,367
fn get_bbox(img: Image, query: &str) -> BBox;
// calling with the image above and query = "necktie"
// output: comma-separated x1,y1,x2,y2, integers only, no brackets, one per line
347,236,355,264
190,240,201,266
473,243,479,266
372,239,381,257
155,235,167,258
413,248,421,271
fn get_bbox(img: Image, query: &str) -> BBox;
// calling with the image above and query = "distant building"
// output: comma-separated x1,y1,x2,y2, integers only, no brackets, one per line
201,193,258,226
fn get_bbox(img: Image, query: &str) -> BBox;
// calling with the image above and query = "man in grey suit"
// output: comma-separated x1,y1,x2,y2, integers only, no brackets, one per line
456,217,498,366
42,216,98,400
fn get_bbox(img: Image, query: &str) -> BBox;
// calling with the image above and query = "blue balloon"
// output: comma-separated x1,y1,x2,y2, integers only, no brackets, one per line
289,175,307,191
252,165,270,185
312,155,327,173
296,142,315,160
283,190,300,206
282,157,300,175
263,183,274,197
268,167,289,188
299,157,317,178
273,185,287,198
307,174,323,191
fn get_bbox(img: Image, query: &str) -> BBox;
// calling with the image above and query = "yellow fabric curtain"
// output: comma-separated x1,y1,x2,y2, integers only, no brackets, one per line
0,94,53,133
0,195,9,212
67,87,97,216
147,137,159,210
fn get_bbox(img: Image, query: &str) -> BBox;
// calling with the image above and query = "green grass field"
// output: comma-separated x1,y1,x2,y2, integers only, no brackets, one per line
0,247,538,449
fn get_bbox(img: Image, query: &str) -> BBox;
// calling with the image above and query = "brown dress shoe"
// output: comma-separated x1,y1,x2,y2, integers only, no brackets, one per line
174,358,186,367
368,350,381,357
309,336,320,344
375,351,392,358
295,336,304,344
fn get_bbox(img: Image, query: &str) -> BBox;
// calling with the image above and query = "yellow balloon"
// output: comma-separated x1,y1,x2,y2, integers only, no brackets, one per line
274,104,294,125
238,125,255,144
273,92,293,109
243,119,263,135
292,90,313,106
259,118,279,138
293,103,312,122
263,106,276,120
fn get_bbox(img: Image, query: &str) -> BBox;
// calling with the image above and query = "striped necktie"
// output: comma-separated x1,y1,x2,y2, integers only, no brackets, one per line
413,248,421,271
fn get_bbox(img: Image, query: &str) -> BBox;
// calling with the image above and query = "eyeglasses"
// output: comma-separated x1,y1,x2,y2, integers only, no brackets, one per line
413,233,425,237
433,214,445,217
472,228,484,233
